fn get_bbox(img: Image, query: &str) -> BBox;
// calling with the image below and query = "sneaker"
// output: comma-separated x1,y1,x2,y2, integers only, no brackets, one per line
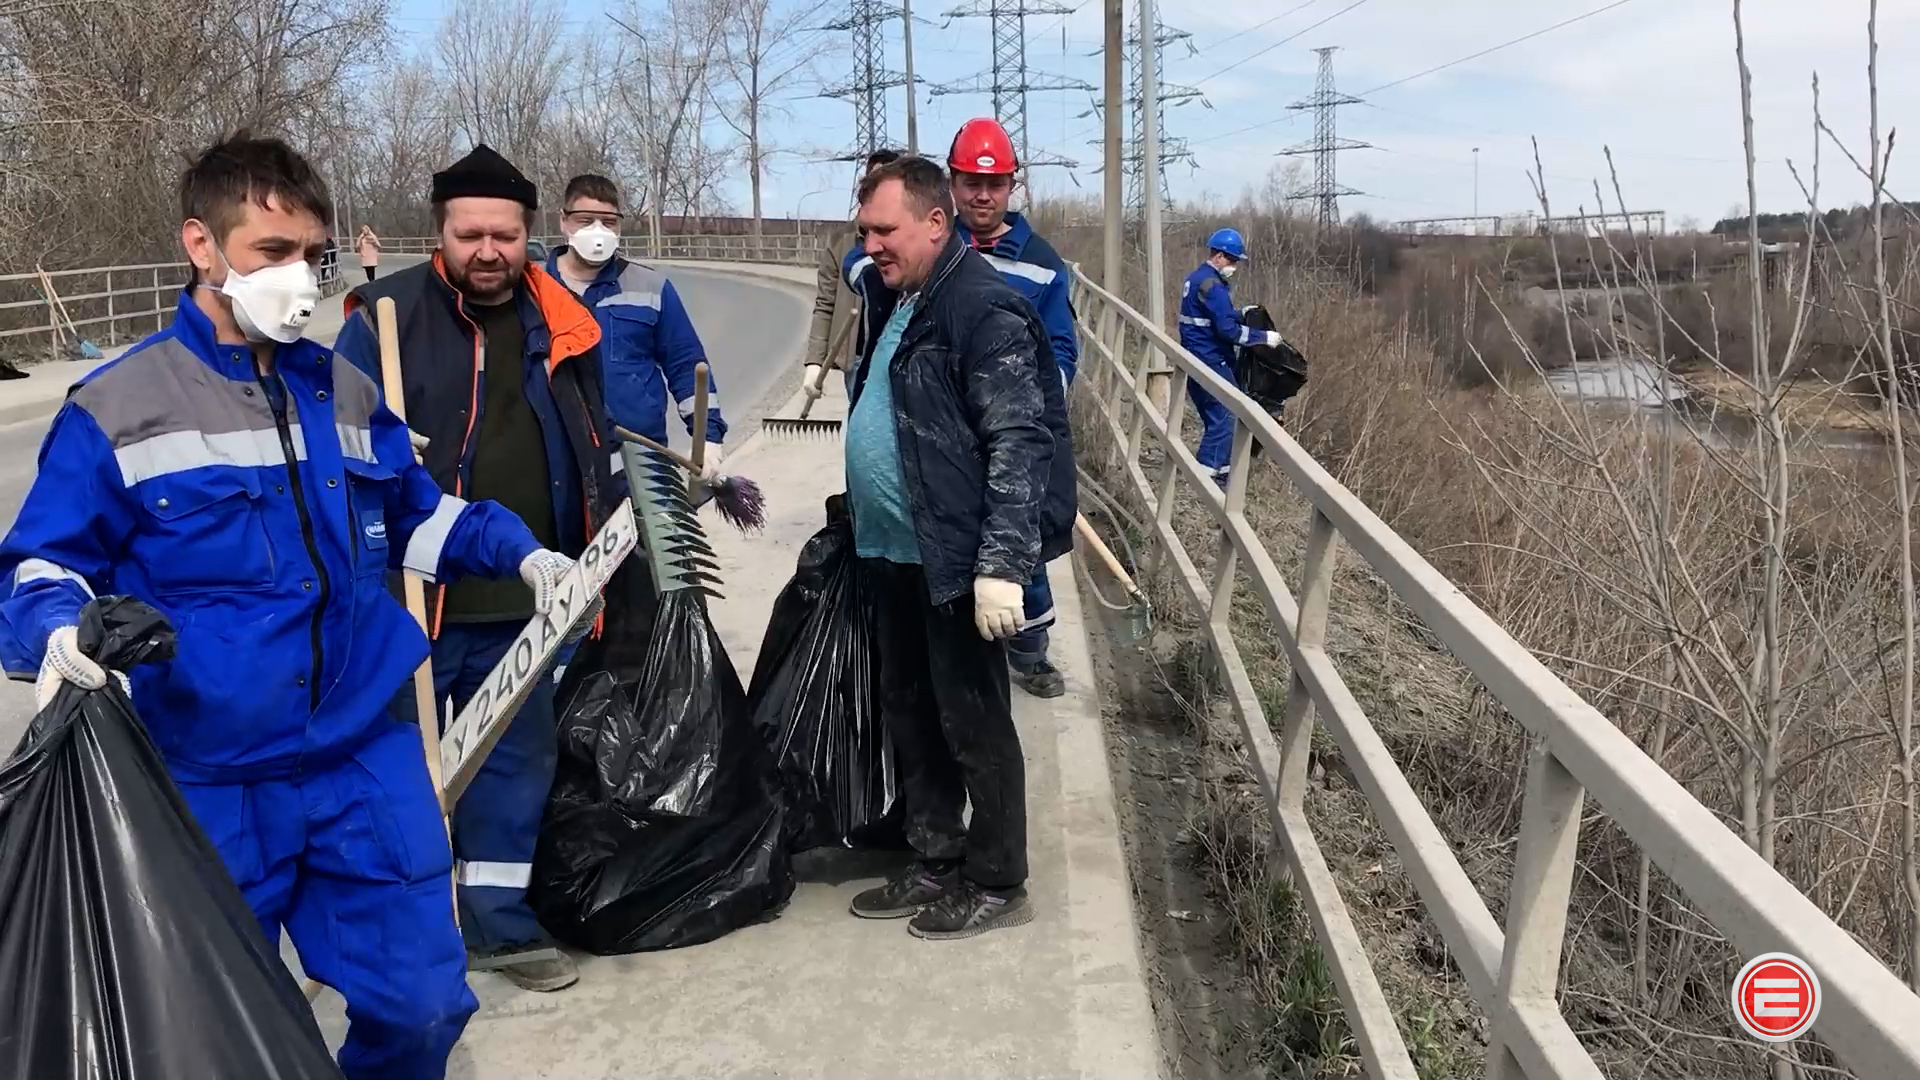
1010,658,1065,699
470,946,579,993
849,862,958,919
909,881,1034,940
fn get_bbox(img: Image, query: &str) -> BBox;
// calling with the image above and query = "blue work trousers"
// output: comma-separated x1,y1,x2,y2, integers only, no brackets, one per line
1189,355,1238,473
1007,564,1057,671
432,620,562,956
175,722,476,1080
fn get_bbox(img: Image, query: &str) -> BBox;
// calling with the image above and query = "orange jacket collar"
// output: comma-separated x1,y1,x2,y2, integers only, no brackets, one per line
345,253,601,374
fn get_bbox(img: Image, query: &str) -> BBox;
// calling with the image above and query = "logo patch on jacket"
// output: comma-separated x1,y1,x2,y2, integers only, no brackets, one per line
361,511,388,549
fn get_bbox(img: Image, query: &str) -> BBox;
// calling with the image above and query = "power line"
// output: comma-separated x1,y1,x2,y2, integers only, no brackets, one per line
1358,0,1637,96
1192,1,1325,53
1192,0,1373,87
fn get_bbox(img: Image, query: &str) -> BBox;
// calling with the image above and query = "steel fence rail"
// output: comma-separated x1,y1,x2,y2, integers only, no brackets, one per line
375,233,823,265
0,237,813,361
1065,265,1920,1080
0,259,351,360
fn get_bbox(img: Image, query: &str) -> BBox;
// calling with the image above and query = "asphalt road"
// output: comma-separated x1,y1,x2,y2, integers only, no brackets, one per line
0,261,808,754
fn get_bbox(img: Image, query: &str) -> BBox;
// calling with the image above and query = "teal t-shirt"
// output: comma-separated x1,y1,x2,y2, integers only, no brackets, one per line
845,298,921,564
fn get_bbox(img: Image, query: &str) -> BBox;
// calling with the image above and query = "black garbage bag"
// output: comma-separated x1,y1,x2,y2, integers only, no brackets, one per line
530,587,794,954
0,597,343,1080
747,495,899,852
1235,303,1309,415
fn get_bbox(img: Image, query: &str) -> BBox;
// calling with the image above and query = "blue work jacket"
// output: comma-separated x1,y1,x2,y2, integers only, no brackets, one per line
1179,262,1260,369
547,248,725,445
0,295,541,782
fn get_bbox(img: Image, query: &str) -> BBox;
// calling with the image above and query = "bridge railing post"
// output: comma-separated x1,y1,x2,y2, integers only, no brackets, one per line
1486,743,1594,1080
1279,507,1338,823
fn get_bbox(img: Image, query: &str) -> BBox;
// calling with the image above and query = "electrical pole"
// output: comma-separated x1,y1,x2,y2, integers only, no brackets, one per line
903,0,919,153
1281,46,1369,230
934,0,1091,168
823,1,907,159
1472,146,1480,222
1138,0,1165,329
1103,0,1123,293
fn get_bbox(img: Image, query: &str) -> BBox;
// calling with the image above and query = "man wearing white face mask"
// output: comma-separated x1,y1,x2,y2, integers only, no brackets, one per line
1177,227,1282,486
0,132,573,1080
549,173,725,472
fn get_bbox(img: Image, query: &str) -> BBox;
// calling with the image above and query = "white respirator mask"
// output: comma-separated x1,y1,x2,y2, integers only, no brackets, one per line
209,249,320,344
571,223,619,265
1220,263,1238,280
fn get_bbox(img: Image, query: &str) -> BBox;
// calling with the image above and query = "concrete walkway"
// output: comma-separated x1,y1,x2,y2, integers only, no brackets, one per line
1,252,1164,1078
393,373,1162,1079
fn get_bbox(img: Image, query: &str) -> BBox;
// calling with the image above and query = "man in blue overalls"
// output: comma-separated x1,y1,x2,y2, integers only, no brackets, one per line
947,119,1079,699
0,133,580,1079
548,173,726,462
1178,228,1283,486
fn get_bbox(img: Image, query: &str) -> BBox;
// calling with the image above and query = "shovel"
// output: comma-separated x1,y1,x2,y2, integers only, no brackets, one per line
1075,512,1151,642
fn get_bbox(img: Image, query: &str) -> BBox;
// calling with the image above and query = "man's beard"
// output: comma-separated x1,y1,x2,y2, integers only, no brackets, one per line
447,256,523,303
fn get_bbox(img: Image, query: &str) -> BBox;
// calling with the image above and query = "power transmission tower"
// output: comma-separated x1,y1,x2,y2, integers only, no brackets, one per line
1280,46,1370,229
1081,12,1204,227
933,0,1093,168
822,0,909,159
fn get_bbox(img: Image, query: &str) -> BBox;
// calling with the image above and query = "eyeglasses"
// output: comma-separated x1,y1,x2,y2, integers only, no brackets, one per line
564,211,623,229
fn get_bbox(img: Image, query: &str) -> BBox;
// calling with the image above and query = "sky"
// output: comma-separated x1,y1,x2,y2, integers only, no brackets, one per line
388,0,1920,229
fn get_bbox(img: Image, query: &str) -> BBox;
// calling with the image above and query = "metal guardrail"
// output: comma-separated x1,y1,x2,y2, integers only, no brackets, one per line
0,258,349,360
376,233,822,265
1066,266,1920,1079
0,236,805,360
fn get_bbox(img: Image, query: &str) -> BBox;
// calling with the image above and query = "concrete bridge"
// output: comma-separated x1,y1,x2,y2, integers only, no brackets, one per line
3,241,1920,1078
0,247,1159,1079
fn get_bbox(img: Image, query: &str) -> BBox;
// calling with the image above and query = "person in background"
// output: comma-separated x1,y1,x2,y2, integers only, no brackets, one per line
333,144,623,996
840,155,1074,940
945,117,1078,700
832,148,904,381
803,149,902,390
357,224,381,282
1177,228,1283,486
548,173,726,461
0,131,577,1079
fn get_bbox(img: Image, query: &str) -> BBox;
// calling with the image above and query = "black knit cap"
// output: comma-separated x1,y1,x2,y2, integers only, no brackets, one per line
431,143,538,209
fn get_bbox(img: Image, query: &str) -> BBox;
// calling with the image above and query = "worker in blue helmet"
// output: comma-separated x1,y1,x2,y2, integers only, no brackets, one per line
1177,228,1283,485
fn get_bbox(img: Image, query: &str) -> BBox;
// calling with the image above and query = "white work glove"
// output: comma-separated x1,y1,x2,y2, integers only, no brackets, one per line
406,427,430,464
692,444,723,487
519,549,575,616
1262,330,1283,349
803,363,827,399
973,576,1025,642
34,625,126,711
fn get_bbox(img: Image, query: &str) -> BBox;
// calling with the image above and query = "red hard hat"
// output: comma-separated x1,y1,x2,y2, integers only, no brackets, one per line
948,118,1018,175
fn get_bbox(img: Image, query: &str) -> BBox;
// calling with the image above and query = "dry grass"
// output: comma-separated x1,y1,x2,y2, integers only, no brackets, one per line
1057,176,1920,1075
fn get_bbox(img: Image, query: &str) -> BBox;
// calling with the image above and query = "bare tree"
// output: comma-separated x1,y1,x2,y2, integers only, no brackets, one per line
610,0,726,249
711,0,829,234
0,0,386,269
436,0,567,173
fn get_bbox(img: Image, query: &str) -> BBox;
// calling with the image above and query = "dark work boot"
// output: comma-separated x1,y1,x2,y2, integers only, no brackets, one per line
849,862,959,919
1008,640,1066,699
1009,658,1066,699
909,880,1034,940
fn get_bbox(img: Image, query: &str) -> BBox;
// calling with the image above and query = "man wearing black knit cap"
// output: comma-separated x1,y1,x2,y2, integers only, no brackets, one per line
336,144,621,994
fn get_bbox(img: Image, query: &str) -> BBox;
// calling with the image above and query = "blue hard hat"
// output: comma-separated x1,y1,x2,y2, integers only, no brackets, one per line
1207,228,1247,261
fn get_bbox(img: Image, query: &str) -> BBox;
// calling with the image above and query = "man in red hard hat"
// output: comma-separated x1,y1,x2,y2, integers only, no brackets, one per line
947,117,1078,701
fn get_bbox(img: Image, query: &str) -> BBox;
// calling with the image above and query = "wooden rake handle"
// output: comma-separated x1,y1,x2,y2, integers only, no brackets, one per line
612,424,703,474
1075,512,1142,598
690,361,711,472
